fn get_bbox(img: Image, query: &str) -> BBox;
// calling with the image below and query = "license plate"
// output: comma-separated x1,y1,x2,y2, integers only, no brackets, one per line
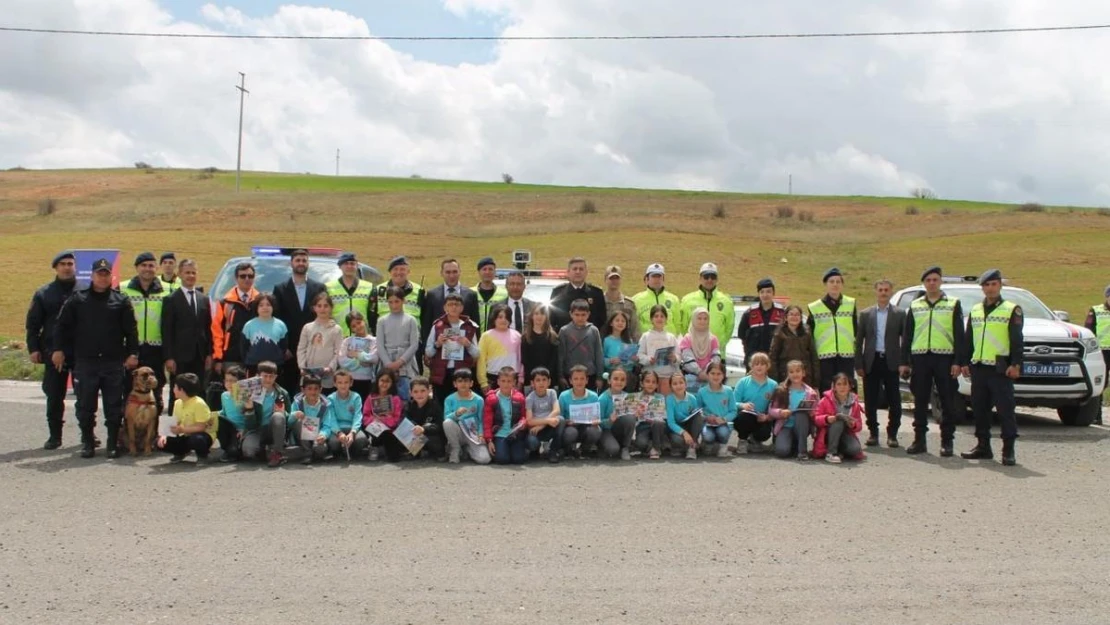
1022,362,1070,377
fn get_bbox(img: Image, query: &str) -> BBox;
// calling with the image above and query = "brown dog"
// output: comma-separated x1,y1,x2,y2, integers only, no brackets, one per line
124,367,159,456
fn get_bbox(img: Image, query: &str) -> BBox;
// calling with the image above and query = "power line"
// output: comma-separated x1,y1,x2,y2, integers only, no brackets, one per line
0,23,1108,42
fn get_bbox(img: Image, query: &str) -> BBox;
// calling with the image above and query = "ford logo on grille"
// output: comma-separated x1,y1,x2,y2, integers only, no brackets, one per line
1033,345,1052,355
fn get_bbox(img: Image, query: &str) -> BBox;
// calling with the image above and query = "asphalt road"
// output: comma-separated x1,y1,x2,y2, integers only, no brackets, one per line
0,383,1108,624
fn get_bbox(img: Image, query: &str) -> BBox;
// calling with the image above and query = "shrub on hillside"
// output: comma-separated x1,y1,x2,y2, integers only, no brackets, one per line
910,187,937,200
201,166,219,174
797,210,815,223
579,199,598,214
1097,208,1110,217
1015,202,1046,213
940,206,954,215
774,205,795,219
7,166,27,172
711,202,726,219
502,173,514,184
134,161,151,169
905,205,920,215
37,198,56,216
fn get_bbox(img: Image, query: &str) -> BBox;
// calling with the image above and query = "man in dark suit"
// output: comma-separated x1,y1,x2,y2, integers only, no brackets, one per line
272,249,326,393
503,270,536,333
549,256,606,332
161,259,212,416
422,258,480,345
855,279,907,448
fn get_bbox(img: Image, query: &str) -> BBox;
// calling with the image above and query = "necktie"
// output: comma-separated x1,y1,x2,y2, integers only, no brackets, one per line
513,301,523,332
448,287,456,296
187,290,196,315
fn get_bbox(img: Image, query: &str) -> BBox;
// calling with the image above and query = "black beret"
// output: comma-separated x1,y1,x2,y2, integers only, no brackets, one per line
159,252,176,263
92,258,112,273
388,256,408,271
756,277,775,291
134,252,156,266
921,266,942,281
337,252,357,266
978,269,1002,285
476,256,496,271
822,267,843,283
51,250,75,267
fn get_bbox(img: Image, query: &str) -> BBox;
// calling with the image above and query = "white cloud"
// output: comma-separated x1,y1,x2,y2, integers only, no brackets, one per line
2,0,1110,204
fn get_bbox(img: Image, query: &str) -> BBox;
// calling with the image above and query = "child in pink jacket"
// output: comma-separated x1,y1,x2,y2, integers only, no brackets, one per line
812,373,866,463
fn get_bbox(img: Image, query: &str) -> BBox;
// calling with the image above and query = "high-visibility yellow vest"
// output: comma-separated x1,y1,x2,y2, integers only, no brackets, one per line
631,288,682,335
809,296,856,359
473,284,508,333
159,276,181,294
910,296,957,355
969,300,1016,365
121,280,167,346
327,278,374,337
1093,304,1110,349
376,282,424,325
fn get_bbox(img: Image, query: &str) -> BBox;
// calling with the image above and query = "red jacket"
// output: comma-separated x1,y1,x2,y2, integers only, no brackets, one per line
427,314,480,385
811,389,864,459
482,388,526,442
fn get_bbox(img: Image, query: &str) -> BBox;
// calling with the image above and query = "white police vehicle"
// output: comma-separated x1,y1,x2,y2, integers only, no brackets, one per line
491,249,567,305
210,246,383,300
893,276,1106,426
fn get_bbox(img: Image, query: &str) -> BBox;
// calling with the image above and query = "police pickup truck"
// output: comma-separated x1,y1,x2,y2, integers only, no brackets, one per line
210,246,383,301
893,277,1105,426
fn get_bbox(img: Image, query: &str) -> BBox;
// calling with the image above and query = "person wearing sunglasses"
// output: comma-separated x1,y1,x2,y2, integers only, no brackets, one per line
678,263,734,361
211,262,260,376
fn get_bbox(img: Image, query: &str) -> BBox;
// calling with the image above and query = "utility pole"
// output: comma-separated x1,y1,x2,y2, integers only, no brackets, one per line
235,72,249,193
788,174,793,195
335,149,340,176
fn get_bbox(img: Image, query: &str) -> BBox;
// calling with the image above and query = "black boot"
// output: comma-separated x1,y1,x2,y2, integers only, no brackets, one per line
106,426,120,459
79,426,95,458
906,437,927,455
43,420,63,450
960,439,993,460
1001,439,1016,466
939,440,954,457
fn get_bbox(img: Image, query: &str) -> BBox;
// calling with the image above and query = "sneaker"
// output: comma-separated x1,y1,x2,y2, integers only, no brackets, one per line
745,439,767,455
548,450,562,464
887,435,900,448
300,456,313,466
219,451,239,463
648,448,661,459
267,451,285,468
826,454,842,464
195,455,211,466
716,444,730,458
797,452,809,461
169,454,186,464
685,447,697,460
620,448,631,461
865,434,879,447
368,448,381,462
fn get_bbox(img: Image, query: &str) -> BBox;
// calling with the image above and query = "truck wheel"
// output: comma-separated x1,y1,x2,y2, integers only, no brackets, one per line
1057,397,1100,427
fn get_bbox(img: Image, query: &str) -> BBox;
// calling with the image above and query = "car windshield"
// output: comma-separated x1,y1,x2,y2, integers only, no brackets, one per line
524,282,559,305
210,258,378,297
896,287,1057,320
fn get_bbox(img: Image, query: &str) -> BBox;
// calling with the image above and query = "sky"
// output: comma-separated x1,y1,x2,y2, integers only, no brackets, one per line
2,0,1110,205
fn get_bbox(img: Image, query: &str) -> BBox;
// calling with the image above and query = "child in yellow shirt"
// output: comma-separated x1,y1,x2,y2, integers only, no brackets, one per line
158,373,218,464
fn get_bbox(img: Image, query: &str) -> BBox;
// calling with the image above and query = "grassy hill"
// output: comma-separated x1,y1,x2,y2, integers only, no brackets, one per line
2,167,1108,369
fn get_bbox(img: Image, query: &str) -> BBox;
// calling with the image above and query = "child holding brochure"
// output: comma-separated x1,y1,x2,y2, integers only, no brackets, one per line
811,373,866,463
666,372,703,459
216,365,250,462
733,352,777,455
769,360,819,460
525,367,565,463
696,362,735,458
290,373,330,465
484,366,529,464
441,368,491,464
406,378,446,461
297,292,343,394
337,311,378,400
157,373,217,464
558,365,603,457
325,370,368,460
602,310,639,391
362,369,405,462
599,368,638,460
638,305,679,395
633,370,668,459
678,307,721,393
424,293,480,402
242,361,293,468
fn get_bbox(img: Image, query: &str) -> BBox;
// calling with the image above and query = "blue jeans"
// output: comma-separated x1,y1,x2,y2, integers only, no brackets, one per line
702,424,731,445
494,435,528,464
395,376,411,402
527,422,566,454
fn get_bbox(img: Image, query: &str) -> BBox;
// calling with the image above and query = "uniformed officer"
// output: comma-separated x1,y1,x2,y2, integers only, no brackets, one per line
960,269,1023,466
472,256,507,334
158,252,181,293
737,277,785,367
53,258,139,459
120,252,169,415
1083,284,1110,425
326,252,373,336
631,263,681,335
550,257,607,332
678,263,735,359
25,251,78,449
902,266,966,457
374,255,425,326
807,267,858,392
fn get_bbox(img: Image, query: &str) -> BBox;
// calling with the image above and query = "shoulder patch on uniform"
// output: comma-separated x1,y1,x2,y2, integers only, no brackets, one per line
717,302,724,311
665,301,672,308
